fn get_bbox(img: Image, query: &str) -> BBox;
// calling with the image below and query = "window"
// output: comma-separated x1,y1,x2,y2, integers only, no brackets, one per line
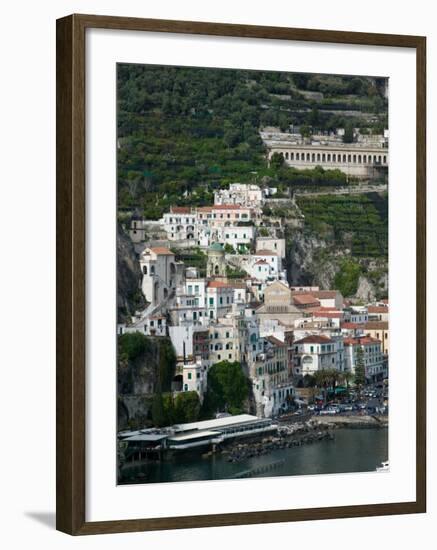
184,384,188,391
187,372,192,380
310,346,314,353
209,297,214,306
196,372,200,379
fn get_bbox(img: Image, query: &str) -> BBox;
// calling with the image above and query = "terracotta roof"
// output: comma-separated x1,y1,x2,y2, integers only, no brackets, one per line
265,335,287,347
228,282,248,289
313,290,339,299
170,206,191,214
341,322,361,329
344,336,381,346
368,306,388,313
293,294,320,306
312,311,342,319
254,259,268,265
255,250,277,256
148,247,174,256
197,206,213,213
364,321,389,330
207,281,232,289
294,335,332,345
211,204,250,211
291,290,337,299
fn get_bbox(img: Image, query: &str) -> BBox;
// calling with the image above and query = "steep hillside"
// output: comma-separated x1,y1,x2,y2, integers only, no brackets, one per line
117,65,387,218
275,192,389,300
118,332,176,430
117,223,146,323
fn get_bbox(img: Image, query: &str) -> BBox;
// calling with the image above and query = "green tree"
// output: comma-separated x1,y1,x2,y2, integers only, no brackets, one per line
152,388,165,427
341,371,354,391
174,392,201,423
354,346,366,387
118,332,150,363
223,243,236,254
158,339,176,392
314,369,330,403
334,259,362,297
300,124,312,139
270,152,285,170
343,121,354,143
202,361,249,416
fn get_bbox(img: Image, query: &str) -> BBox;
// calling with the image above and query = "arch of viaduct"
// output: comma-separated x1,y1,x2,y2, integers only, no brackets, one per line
268,145,388,178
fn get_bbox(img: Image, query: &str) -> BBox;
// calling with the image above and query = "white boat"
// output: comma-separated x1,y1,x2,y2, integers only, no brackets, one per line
376,460,389,472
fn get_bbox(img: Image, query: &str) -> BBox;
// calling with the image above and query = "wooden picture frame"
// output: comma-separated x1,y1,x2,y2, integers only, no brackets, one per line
56,13,426,535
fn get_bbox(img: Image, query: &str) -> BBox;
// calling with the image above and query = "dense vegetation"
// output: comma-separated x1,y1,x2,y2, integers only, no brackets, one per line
296,192,388,258
334,259,363,297
118,332,176,394
117,65,387,218
171,247,207,277
152,391,201,427
201,361,250,417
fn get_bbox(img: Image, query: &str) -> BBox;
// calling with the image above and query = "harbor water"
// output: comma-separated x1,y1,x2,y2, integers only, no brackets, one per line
119,427,388,485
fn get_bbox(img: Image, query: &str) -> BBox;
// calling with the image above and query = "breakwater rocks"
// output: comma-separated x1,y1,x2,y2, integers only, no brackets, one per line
308,415,388,429
221,423,334,464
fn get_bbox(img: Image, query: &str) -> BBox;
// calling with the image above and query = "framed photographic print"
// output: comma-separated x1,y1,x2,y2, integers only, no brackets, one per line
56,14,426,535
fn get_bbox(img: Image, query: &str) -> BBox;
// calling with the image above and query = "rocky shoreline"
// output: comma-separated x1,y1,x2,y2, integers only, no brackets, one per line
215,415,387,464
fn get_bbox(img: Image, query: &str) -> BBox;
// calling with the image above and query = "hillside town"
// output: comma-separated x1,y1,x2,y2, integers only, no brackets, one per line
118,181,389,420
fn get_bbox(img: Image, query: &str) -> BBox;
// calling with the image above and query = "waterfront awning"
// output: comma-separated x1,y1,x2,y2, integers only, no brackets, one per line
123,434,168,442
168,430,221,443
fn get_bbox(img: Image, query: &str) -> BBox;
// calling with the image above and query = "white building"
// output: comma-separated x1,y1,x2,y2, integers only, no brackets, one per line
216,225,254,252
117,314,167,337
367,305,389,322
170,278,208,326
181,357,208,400
293,335,345,376
169,323,211,361
208,318,241,365
214,183,263,208
255,237,286,259
139,247,182,306
250,336,294,418
291,289,343,310
344,336,385,382
206,281,234,320
343,306,369,324
241,250,285,283
161,206,198,242
197,205,253,229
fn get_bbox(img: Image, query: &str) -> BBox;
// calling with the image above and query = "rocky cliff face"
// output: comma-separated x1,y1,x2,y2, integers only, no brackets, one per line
117,223,146,323
285,227,388,300
117,334,176,430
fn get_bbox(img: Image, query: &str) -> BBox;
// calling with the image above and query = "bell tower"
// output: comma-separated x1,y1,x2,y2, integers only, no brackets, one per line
206,243,226,279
